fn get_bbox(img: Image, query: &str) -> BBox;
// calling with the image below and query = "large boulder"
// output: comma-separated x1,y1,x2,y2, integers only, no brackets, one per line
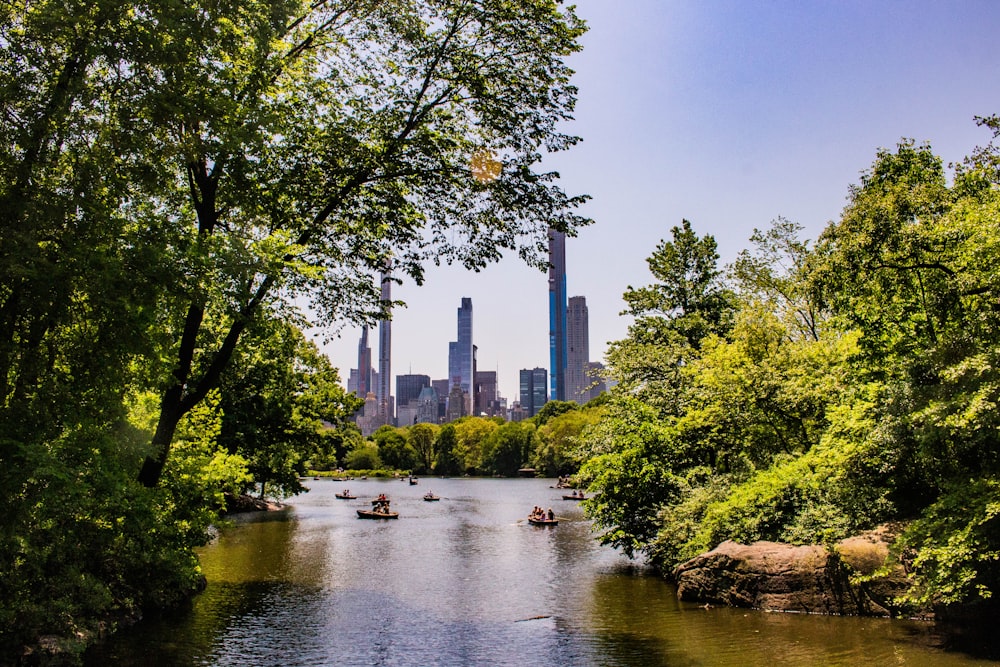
673,528,915,617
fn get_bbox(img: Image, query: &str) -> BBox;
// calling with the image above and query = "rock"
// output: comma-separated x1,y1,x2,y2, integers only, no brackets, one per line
673,528,915,617
222,493,283,514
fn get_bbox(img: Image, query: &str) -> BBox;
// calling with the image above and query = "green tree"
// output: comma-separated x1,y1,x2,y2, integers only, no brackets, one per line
128,0,590,487
453,416,500,473
217,319,360,498
534,405,603,476
345,444,382,471
433,424,462,476
407,423,438,474
373,425,417,471
482,421,538,476
621,219,735,347
532,399,578,426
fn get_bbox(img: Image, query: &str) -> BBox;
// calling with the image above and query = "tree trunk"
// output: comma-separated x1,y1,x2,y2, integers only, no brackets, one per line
137,385,187,487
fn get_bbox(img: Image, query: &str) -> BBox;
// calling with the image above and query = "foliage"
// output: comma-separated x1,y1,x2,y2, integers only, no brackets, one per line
531,400,579,426
407,423,438,474
372,425,418,471
344,445,383,472
217,319,361,498
481,421,538,476
583,131,1000,607
533,404,603,476
433,424,462,476
452,416,500,474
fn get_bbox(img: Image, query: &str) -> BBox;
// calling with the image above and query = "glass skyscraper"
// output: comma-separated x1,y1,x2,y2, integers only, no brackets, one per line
448,297,474,413
566,295,590,403
519,367,548,417
548,229,567,402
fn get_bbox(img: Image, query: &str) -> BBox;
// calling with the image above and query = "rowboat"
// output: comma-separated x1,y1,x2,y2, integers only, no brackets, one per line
528,517,558,526
423,493,441,501
562,494,585,501
335,493,357,499
357,509,398,519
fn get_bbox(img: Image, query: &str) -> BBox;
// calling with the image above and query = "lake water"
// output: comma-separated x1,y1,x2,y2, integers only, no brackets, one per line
86,477,1000,666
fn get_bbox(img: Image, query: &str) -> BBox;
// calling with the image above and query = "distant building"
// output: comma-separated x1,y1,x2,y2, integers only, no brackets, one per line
354,327,373,398
509,400,528,422
416,386,439,424
377,264,393,426
474,370,497,416
396,403,418,427
447,297,474,415
566,295,590,403
432,379,450,421
396,374,430,410
355,391,380,436
519,367,548,417
446,385,468,422
548,230,567,402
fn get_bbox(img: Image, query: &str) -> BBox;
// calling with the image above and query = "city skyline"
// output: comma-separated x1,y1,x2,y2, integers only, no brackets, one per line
322,1,1000,400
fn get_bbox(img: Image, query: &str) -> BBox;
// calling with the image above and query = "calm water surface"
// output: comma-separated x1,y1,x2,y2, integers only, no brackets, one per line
86,478,1000,666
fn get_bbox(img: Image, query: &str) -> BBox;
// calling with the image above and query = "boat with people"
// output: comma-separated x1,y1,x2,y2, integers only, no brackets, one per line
335,490,356,499
409,477,418,485
361,495,397,519
357,509,399,519
423,492,440,501
562,490,586,500
527,506,558,526
528,516,558,526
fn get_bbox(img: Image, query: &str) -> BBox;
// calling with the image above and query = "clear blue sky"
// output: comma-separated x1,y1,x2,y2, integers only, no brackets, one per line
320,0,1000,400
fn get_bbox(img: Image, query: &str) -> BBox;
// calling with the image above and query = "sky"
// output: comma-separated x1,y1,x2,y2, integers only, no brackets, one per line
318,0,1000,401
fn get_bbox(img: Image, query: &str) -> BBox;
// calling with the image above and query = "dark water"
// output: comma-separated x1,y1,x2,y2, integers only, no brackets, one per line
86,478,1000,666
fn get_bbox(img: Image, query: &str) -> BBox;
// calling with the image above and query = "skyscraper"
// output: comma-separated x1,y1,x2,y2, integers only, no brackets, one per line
396,374,430,410
519,367,548,417
548,229,567,402
448,297,474,413
566,295,590,403
377,264,393,425
355,327,372,398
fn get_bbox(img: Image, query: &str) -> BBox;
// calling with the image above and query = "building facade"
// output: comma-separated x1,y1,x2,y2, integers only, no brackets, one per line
519,367,548,417
377,265,393,425
548,229,567,402
566,295,590,403
448,297,474,414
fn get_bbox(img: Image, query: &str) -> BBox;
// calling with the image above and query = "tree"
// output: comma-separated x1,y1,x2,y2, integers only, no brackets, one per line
125,0,589,487
373,425,417,471
730,217,825,341
407,423,438,474
453,416,500,473
216,319,360,498
482,421,538,476
345,445,382,471
532,399,578,426
534,405,603,476
433,424,462,476
621,219,735,347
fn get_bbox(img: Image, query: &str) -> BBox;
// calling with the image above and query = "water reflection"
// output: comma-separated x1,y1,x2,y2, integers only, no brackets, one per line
86,478,1000,666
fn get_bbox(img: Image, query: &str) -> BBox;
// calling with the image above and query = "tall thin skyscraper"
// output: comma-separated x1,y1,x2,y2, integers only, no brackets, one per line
548,229,567,402
566,295,590,403
377,264,393,425
448,297,474,411
356,326,372,397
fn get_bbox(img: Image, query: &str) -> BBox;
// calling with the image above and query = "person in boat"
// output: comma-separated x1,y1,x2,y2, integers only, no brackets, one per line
547,508,555,521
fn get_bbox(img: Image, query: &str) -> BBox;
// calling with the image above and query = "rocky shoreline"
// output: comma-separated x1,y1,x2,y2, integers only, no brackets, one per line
672,525,930,619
